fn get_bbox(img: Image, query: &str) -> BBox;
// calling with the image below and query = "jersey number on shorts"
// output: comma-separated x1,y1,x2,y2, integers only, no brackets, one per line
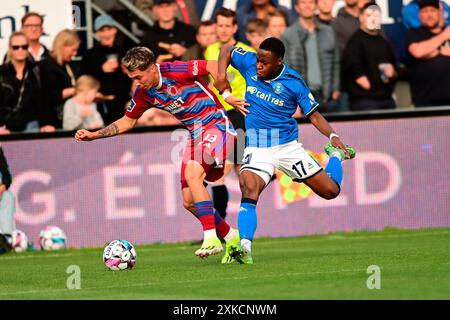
243,153,253,165
292,160,307,178
199,134,218,148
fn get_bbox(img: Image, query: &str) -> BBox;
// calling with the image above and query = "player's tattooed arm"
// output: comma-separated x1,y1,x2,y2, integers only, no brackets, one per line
97,123,120,138
75,116,137,141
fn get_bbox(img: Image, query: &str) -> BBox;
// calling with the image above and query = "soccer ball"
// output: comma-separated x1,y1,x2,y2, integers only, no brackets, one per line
103,240,137,271
11,229,28,252
39,226,67,251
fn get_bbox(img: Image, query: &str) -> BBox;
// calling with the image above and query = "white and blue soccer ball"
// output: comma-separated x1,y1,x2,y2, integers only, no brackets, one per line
39,226,67,251
103,240,137,271
11,229,28,252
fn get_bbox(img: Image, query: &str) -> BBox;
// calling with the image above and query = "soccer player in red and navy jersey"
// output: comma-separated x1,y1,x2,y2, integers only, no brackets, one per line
75,47,243,262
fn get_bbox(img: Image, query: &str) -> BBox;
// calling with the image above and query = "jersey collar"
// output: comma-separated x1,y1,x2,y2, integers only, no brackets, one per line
156,63,163,90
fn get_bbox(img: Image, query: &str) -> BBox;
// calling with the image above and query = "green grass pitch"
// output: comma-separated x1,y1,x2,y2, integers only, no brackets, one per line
0,228,449,300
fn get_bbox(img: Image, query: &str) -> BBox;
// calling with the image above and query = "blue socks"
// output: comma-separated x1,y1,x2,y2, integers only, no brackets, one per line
238,198,258,241
325,156,343,186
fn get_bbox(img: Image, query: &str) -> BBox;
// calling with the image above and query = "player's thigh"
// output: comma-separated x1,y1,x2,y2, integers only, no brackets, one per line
277,142,323,182
276,144,340,199
184,160,207,182
302,171,340,200
240,147,275,198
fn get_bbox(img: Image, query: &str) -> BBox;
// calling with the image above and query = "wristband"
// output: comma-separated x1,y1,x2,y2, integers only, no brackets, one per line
222,90,231,100
329,133,339,140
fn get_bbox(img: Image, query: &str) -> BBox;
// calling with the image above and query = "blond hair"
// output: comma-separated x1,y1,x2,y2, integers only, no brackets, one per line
122,46,155,72
75,75,100,95
6,31,29,63
50,29,80,65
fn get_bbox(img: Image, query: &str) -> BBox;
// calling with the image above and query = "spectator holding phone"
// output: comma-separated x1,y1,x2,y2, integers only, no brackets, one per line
342,2,397,110
80,15,132,125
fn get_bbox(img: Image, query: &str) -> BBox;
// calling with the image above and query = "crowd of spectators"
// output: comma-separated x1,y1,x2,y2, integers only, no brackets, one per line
1,0,450,135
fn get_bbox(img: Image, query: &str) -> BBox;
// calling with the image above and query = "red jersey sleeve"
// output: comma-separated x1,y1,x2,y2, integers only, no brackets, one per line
126,86,152,119
159,60,208,82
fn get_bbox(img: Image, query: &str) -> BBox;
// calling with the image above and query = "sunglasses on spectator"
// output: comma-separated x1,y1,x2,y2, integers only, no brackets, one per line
11,45,29,50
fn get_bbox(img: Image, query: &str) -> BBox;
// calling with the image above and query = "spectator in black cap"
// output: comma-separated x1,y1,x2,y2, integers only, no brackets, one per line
402,0,450,30
80,15,133,125
405,0,450,107
139,0,197,63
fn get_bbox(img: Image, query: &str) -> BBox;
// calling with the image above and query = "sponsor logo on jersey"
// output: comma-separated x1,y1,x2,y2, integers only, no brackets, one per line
273,82,284,95
246,86,285,106
128,99,136,112
164,97,185,114
247,86,257,94
193,60,199,76
167,85,178,97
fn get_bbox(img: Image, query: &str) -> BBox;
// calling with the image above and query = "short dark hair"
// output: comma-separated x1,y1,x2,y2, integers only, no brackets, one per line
21,12,44,26
214,7,237,25
122,47,156,72
259,37,285,59
197,20,215,34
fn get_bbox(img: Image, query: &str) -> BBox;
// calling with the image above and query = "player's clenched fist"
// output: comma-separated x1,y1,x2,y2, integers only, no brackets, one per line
75,129,95,141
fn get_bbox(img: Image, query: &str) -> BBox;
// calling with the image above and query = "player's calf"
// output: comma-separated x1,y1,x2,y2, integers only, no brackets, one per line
239,170,265,200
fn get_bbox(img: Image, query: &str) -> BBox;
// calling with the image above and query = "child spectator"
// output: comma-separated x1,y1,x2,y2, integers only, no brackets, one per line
246,18,269,51
63,75,104,131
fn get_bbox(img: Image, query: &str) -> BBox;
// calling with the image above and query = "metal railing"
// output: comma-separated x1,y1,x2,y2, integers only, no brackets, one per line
75,0,155,48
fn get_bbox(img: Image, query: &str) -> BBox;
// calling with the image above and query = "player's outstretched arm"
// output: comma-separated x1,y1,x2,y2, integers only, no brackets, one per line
75,115,137,142
308,111,350,159
214,44,234,94
206,60,218,80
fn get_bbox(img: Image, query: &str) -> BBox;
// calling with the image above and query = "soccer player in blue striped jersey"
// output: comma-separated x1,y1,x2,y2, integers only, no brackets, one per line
214,37,356,264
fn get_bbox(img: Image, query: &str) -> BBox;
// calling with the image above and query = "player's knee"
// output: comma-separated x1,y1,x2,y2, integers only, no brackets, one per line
321,185,340,200
184,167,204,184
